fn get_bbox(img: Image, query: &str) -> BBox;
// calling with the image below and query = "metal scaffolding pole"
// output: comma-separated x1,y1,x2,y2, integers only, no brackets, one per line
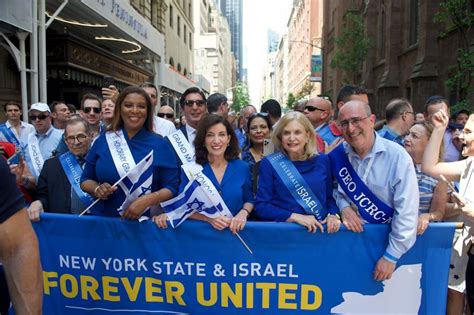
18,31,29,121
30,0,38,105
38,0,47,103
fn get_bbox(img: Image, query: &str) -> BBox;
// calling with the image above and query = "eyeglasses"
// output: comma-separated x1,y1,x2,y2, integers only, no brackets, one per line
338,116,371,130
184,100,206,107
249,112,269,119
83,107,101,114
305,106,326,112
158,113,174,118
65,134,88,144
29,114,50,121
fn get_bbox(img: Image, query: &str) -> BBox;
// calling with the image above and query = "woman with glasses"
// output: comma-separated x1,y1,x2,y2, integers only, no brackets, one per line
423,111,474,313
80,86,179,219
255,112,340,233
155,114,254,234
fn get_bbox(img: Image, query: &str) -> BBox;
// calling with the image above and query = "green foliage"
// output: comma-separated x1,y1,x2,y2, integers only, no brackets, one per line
435,0,474,107
330,11,371,84
296,81,314,100
450,99,472,113
231,81,251,113
286,93,297,109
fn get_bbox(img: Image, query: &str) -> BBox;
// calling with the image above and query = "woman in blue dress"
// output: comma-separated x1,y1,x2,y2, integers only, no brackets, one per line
80,86,179,219
155,114,254,233
255,112,340,233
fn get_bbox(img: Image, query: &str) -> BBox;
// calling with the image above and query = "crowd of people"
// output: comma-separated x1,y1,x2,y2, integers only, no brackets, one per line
0,82,473,314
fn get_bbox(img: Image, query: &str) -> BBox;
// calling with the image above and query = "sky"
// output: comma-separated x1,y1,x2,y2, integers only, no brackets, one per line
242,0,293,107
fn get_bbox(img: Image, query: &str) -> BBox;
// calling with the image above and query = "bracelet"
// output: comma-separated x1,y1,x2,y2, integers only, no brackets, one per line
241,208,251,216
94,185,101,197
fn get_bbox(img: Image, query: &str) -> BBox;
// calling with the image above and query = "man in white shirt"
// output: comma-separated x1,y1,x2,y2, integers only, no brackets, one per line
140,82,175,137
177,87,208,147
0,101,34,146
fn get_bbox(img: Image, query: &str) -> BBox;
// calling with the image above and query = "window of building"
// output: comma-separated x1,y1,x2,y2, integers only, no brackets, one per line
408,0,418,46
177,15,181,36
189,32,192,49
177,63,182,72
169,57,175,67
379,9,386,60
184,25,187,44
184,68,187,76
169,5,173,28
189,2,192,17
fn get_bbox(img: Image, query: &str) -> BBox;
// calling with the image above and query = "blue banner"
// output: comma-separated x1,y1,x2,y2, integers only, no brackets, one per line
33,214,455,314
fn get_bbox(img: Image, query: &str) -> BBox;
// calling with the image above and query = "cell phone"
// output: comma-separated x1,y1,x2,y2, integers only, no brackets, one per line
263,139,274,156
7,150,22,165
103,76,115,88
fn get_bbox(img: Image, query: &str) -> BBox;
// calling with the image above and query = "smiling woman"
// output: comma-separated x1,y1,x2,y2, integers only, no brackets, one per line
80,86,179,219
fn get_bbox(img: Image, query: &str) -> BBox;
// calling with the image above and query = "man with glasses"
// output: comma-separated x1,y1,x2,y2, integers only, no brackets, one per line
330,100,418,282
80,94,102,139
140,82,175,137
378,98,415,146
158,105,176,124
27,118,93,218
0,101,34,147
304,97,338,147
178,87,208,147
21,103,63,188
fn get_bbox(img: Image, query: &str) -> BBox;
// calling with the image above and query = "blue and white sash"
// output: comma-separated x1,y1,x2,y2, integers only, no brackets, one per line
27,133,45,178
105,130,136,177
59,152,94,207
267,152,324,221
181,163,233,218
329,144,394,224
168,130,196,165
0,124,20,147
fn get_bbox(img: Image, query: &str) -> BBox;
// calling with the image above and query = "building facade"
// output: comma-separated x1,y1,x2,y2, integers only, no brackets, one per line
322,0,474,116
274,34,289,107
218,0,243,80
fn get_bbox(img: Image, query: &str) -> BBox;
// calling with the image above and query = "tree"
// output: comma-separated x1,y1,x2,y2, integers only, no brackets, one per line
296,81,314,99
330,11,372,84
286,93,297,109
231,81,251,113
435,0,474,109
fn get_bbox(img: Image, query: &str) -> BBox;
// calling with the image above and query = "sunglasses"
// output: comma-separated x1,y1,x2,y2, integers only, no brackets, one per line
158,113,174,118
184,100,206,107
83,107,101,114
29,114,50,121
249,112,269,119
305,106,326,112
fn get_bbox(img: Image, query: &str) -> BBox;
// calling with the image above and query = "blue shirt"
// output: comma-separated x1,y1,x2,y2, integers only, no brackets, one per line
377,125,404,146
179,159,254,216
334,132,419,261
23,126,63,179
316,123,339,146
255,153,338,222
414,164,438,214
81,128,179,217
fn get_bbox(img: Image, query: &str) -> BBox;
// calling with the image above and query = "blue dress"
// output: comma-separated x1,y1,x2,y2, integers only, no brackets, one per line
81,128,179,217
255,154,338,221
179,159,254,216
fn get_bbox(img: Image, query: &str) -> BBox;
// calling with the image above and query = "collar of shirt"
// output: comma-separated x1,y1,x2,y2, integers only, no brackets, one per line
315,122,328,132
186,124,196,136
35,126,55,138
344,131,387,161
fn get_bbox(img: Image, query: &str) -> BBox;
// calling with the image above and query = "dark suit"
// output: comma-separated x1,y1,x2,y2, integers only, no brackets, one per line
178,125,189,140
37,157,73,213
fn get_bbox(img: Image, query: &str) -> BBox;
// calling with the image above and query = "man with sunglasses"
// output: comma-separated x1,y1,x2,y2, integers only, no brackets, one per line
21,103,63,188
80,94,102,139
304,97,337,146
178,87,208,147
158,105,176,124
330,100,418,282
27,118,93,219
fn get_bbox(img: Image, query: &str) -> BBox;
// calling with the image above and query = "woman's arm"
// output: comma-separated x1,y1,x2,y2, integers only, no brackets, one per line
417,181,448,235
123,188,173,220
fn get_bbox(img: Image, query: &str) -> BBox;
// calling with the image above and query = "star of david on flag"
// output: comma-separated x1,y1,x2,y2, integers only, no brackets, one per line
161,179,225,228
117,150,154,216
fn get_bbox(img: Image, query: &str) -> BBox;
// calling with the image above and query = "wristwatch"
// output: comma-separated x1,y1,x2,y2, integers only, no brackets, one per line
22,175,31,187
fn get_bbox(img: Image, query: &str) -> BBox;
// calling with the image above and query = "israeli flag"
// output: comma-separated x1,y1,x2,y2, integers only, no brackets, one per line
117,150,154,216
161,179,225,228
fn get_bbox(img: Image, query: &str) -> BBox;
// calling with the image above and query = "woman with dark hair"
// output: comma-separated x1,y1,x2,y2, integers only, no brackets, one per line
81,86,179,218
241,112,272,169
255,112,340,233
155,114,254,233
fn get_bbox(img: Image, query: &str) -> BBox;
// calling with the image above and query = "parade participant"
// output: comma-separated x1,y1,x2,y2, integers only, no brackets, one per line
27,118,94,219
22,102,63,187
158,105,176,123
178,87,208,147
50,101,71,130
80,86,179,219
378,98,415,145
80,93,102,139
139,82,176,137
0,101,34,147
0,157,42,314
207,93,229,117
422,112,474,313
241,112,272,170
331,100,418,281
235,105,257,149
261,99,282,127
101,98,115,128
404,122,447,235
304,96,337,146
155,114,253,234
255,112,340,233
